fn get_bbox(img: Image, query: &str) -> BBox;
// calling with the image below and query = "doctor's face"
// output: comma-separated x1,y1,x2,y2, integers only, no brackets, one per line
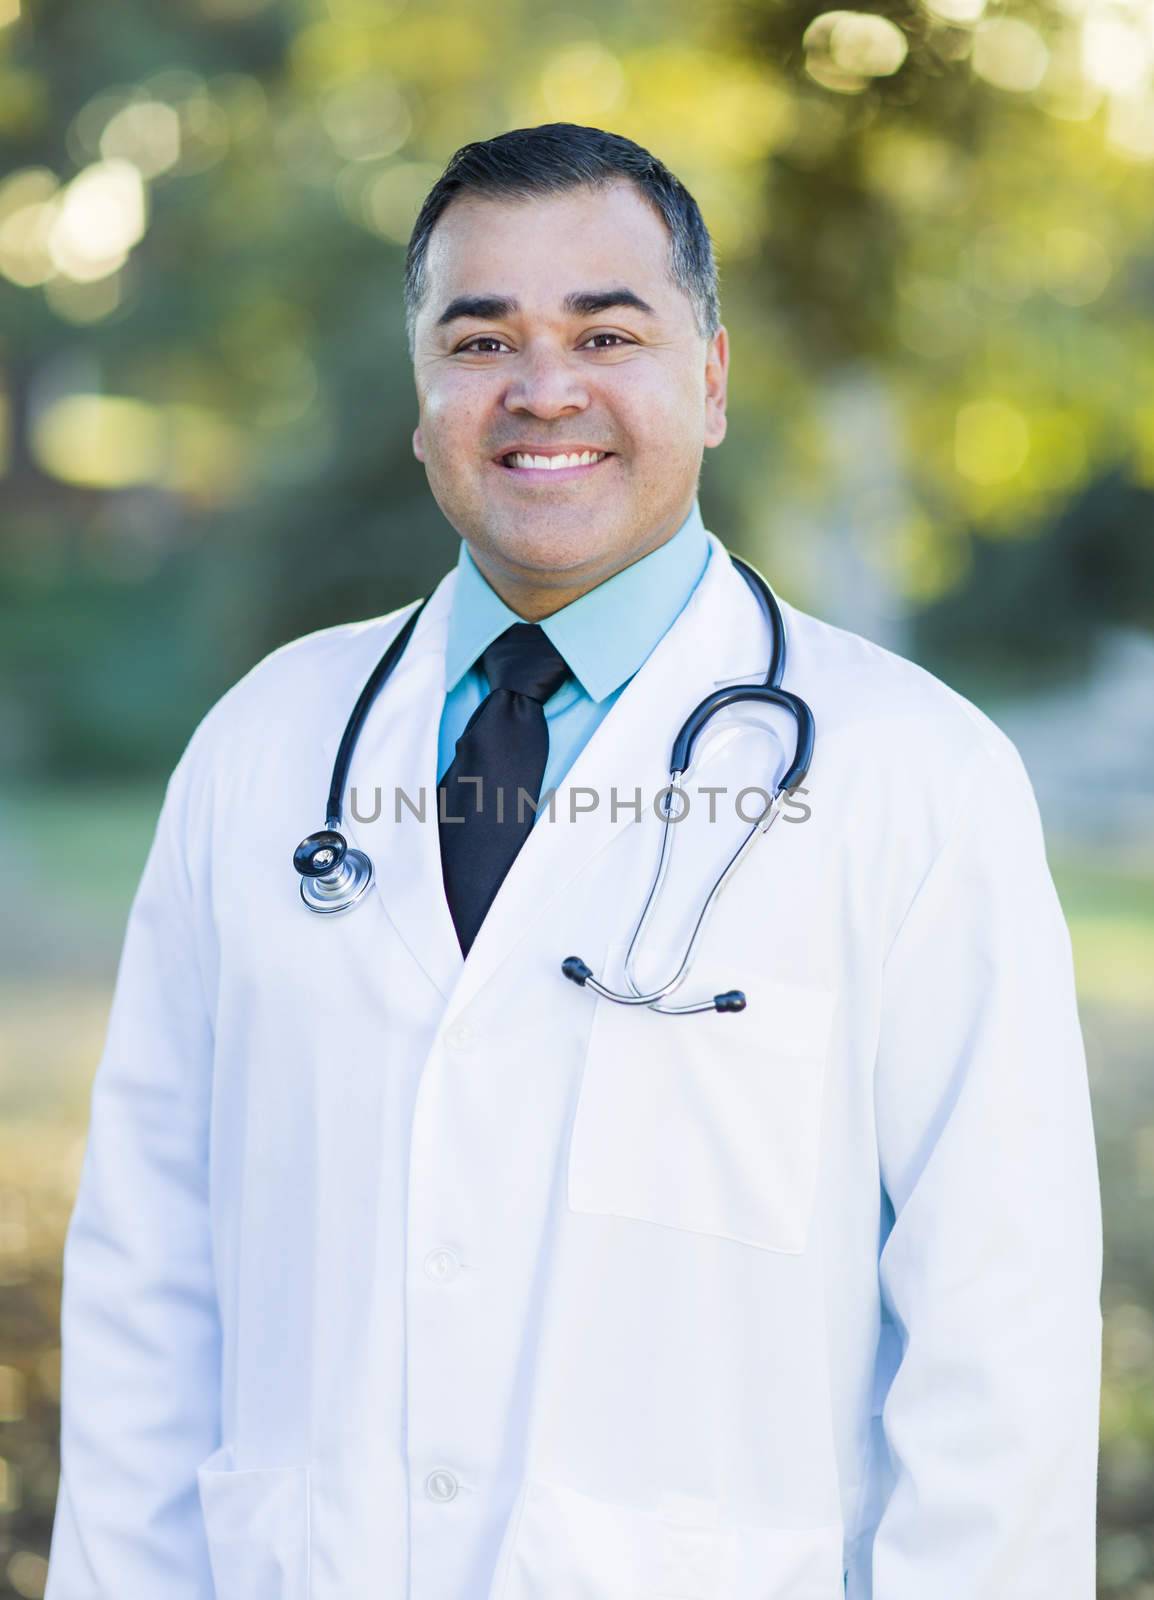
410,180,728,613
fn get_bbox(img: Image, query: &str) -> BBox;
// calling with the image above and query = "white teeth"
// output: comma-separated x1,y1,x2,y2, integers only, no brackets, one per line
506,450,607,470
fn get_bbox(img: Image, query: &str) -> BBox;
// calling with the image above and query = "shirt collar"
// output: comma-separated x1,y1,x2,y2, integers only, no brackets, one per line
444,499,711,704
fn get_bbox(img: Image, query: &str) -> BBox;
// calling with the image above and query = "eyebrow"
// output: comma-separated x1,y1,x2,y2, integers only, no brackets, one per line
434,287,658,328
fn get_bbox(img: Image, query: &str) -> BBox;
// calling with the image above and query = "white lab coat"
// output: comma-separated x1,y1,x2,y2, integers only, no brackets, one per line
46,532,1103,1600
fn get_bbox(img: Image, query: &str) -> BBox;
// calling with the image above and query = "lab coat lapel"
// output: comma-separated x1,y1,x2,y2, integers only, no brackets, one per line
317,571,464,1003
314,538,784,1016
447,536,774,1016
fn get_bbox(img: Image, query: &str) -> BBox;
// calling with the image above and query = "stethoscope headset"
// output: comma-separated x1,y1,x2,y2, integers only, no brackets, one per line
293,552,814,1017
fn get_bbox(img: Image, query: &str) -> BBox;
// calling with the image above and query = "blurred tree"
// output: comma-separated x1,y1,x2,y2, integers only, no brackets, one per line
0,0,1151,776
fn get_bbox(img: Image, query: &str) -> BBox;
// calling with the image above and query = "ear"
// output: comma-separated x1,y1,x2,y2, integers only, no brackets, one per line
412,424,425,463
703,325,729,451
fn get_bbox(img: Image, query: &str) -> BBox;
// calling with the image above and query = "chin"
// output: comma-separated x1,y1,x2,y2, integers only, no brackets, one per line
480,519,620,578
517,536,606,573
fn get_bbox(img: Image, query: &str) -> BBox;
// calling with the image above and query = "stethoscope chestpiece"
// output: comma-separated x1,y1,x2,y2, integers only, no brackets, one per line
293,829,374,916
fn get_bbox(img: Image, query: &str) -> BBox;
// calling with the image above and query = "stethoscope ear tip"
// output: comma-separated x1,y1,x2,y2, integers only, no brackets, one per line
714,990,746,1013
561,956,593,987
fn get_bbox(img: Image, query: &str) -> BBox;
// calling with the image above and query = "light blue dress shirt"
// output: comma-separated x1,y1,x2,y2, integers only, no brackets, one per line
438,500,712,811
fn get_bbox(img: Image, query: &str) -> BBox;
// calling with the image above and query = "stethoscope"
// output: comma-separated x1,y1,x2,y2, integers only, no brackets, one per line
293,552,814,1016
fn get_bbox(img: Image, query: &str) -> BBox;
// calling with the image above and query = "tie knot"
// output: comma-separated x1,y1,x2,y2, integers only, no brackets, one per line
479,623,571,704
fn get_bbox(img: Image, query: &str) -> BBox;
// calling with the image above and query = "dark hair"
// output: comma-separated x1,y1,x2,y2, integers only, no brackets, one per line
403,123,721,356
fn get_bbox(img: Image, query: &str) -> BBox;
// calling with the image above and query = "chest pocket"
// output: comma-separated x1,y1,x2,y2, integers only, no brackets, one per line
566,978,837,1254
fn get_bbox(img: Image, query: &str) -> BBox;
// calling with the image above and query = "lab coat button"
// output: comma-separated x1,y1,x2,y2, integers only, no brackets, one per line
424,1247,461,1282
425,1468,459,1502
446,1022,474,1052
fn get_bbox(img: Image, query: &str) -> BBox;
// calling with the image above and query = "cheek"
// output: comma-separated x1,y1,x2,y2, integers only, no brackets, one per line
609,363,703,439
420,379,488,460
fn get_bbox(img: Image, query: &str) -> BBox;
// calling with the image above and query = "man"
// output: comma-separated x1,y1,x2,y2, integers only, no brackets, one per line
47,123,1102,1599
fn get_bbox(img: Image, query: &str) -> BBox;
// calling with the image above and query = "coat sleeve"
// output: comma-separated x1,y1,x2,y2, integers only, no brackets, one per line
865,733,1103,1599
46,728,221,1599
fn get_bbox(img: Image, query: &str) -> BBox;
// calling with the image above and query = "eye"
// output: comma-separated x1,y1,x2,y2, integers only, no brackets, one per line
457,336,510,354
455,331,635,355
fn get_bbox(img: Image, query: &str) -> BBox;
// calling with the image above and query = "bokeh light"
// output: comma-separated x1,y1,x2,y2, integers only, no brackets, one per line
804,10,910,91
48,160,147,283
971,17,1050,92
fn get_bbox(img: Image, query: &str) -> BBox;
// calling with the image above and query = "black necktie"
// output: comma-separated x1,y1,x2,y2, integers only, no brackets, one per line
439,623,571,956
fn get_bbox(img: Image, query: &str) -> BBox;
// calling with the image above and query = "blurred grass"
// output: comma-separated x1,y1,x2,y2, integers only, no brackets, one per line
0,783,1152,1596
1058,856,1154,1020
1,780,164,924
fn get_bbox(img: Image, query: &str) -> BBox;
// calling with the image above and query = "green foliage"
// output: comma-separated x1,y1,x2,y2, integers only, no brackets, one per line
0,0,1150,776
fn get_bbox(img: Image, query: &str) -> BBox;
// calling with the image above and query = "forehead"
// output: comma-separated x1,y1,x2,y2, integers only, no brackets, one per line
421,180,676,309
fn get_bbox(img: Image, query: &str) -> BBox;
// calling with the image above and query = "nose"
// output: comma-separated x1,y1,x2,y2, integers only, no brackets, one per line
502,340,590,420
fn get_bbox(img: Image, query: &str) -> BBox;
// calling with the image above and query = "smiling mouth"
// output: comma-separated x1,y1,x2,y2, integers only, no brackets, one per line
497,449,614,472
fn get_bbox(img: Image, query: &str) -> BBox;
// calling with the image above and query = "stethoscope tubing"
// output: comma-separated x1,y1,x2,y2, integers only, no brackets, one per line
561,555,812,1014
621,788,785,1013
325,597,429,831
293,550,815,1017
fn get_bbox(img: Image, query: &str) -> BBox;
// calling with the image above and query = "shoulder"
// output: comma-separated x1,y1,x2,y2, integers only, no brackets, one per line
771,599,1052,948
175,600,425,783
778,596,1029,794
